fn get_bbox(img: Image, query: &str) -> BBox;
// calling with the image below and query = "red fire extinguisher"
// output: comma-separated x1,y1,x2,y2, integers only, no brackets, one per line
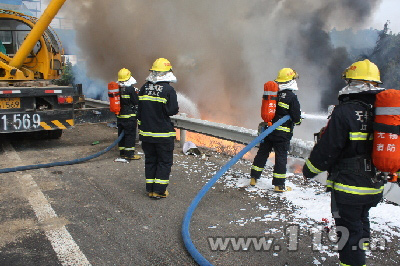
372,89,400,182
261,81,279,126
108,81,121,115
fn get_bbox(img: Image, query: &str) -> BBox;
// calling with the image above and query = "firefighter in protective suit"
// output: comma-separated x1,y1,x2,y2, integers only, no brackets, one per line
250,68,302,192
138,58,179,199
116,68,141,160
303,59,385,266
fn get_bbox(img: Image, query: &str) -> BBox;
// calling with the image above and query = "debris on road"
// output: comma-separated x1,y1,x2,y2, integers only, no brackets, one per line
114,157,129,163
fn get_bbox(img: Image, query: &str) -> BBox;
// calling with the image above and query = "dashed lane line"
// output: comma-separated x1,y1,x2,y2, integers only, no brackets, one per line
2,142,92,266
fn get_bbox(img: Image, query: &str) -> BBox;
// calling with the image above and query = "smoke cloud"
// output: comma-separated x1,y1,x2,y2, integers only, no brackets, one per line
61,0,382,128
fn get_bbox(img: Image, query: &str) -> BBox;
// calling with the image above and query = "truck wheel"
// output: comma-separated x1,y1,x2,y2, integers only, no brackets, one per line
48,129,63,139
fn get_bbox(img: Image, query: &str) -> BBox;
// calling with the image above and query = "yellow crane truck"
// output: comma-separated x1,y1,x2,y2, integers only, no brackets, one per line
0,0,112,138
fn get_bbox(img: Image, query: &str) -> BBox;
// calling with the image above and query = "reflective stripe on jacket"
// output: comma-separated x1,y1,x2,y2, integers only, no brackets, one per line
303,96,384,205
271,89,302,137
326,180,384,195
118,85,139,118
137,81,179,143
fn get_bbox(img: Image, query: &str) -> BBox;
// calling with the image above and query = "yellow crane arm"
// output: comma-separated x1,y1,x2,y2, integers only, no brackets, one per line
8,0,67,69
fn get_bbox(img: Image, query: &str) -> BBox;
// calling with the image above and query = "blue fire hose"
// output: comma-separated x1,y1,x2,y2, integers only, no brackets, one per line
0,131,124,174
181,115,290,266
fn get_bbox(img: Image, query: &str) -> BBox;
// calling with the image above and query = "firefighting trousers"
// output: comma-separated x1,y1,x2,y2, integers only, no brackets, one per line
250,139,290,186
334,202,375,266
142,141,174,193
117,117,137,157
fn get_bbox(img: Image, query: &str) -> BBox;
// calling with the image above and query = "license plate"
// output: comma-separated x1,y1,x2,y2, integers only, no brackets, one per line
0,98,21,109
0,113,41,131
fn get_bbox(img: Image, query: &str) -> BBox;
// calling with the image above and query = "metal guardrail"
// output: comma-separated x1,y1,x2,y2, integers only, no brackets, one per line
74,98,116,124
171,114,257,145
171,113,315,159
78,100,315,159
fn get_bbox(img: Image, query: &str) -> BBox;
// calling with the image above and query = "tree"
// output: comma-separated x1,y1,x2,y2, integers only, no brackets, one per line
367,21,400,89
54,59,74,86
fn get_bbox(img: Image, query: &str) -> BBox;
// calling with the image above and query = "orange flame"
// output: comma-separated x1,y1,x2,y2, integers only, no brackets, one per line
176,130,255,160
294,165,302,173
290,163,303,174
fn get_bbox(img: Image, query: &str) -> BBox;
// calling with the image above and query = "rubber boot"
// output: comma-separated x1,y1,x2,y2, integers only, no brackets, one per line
124,154,141,160
274,185,292,193
152,190,169,199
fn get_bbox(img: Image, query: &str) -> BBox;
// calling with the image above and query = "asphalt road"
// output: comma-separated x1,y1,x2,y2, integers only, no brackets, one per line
0,123,398,265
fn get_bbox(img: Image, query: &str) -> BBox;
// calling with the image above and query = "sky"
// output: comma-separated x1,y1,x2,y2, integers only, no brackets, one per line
29,0,400,33
18,0,400,33
371,0,400,33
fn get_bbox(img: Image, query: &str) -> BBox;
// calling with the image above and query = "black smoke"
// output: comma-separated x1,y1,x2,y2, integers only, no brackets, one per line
61,0,382,127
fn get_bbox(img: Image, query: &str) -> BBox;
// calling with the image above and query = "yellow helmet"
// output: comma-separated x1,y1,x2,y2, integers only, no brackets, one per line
342,59,382,84
118,68,131,82
275,68,298,83
150,58,172,72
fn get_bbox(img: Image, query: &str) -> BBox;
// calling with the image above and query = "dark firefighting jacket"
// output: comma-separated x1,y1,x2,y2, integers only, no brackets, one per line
118,85,139,119
303,93,384,205
269,89,302,140
137,81,179,143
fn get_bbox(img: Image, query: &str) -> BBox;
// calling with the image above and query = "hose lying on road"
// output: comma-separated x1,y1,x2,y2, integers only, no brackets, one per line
0,131,124,174
182,115,290,266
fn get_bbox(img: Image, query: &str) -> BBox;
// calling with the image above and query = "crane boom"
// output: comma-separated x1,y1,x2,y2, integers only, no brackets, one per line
8,0,67,69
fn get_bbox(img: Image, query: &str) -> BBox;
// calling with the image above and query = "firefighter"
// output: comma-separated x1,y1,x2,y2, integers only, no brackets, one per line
138,58,179,199
250,68,302,192
302,59,385,266
116,68,141,161
0,40,6,54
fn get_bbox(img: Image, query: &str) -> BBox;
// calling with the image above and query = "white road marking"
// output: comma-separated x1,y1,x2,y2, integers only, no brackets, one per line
2,142,91,266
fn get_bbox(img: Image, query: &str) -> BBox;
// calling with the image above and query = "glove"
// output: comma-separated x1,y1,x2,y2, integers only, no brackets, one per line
258,122,268,135
258,122,268,144
302,162,317,179
313,127,326,143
